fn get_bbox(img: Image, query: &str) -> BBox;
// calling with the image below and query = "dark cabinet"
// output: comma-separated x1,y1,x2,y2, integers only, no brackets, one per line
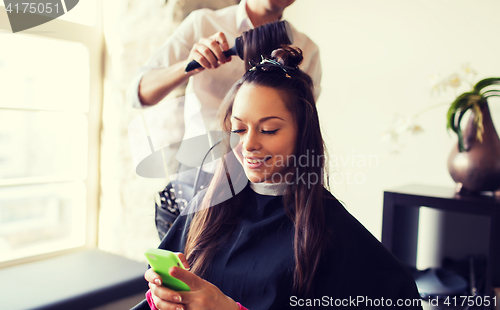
381,184,500,308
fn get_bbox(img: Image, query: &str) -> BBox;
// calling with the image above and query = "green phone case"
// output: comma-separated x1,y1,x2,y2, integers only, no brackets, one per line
144,248,191,291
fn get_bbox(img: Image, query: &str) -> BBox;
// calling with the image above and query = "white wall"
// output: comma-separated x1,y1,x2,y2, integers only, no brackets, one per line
284,0,500,245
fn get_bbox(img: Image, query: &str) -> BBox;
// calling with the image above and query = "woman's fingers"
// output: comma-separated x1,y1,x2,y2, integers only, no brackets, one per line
167,267,238,309
152,294,185,310
149,283,186,305
169,266,200,291
145,268,162,286
152,267,238,310
175,252,191,270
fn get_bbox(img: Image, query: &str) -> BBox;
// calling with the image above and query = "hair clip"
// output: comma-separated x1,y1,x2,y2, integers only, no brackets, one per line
247,56,297,77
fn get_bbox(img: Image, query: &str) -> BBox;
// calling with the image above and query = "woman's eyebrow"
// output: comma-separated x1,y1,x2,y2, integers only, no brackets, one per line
259,116,284,122
231,115,284,122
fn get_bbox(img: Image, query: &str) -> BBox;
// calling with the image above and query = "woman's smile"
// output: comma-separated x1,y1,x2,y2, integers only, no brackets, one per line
244,156,272,168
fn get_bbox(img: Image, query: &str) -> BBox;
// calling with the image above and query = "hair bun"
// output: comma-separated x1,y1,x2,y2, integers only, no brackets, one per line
271,46,303,68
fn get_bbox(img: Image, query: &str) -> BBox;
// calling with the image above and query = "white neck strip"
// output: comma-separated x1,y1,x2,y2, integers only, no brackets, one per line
249,182,287,196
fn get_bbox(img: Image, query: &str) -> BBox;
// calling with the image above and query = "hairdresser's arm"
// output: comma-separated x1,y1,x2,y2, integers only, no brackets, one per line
138,60,194,107
146,267,239,310
138,32,232,106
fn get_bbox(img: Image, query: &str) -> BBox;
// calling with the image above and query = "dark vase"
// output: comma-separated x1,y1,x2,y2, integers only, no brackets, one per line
447,101,500,194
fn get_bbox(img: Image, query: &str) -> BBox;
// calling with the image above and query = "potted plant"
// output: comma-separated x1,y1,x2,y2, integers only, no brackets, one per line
447,77,500,152
446,77,500,194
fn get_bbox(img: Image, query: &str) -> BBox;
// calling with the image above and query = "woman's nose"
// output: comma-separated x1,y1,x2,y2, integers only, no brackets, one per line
242,129,261,152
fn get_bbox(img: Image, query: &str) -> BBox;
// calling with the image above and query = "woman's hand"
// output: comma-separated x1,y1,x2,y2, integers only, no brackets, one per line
175,252,190,270
187,32,232,73
145,253,239,310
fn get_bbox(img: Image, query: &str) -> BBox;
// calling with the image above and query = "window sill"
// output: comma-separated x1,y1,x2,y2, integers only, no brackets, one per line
0,249,147,310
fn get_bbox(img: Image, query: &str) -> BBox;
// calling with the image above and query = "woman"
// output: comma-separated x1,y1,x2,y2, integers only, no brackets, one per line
134,46,422,310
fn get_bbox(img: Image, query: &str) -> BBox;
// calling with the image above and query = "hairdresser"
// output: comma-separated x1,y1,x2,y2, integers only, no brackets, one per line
127,0,321,239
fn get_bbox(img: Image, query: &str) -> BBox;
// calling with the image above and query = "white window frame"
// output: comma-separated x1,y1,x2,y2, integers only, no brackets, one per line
0,1,103,268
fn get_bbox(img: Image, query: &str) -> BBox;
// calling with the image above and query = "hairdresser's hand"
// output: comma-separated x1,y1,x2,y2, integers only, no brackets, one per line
187,32,232,73
147,266,239,310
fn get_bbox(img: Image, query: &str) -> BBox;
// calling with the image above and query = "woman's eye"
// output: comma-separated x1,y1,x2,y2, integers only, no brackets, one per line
261,129,278,135
231,129,245,134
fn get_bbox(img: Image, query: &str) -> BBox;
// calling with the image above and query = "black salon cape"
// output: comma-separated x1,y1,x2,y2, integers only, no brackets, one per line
132,185,422,309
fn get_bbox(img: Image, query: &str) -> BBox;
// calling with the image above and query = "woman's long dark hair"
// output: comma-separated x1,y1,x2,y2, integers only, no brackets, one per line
185,46,331,298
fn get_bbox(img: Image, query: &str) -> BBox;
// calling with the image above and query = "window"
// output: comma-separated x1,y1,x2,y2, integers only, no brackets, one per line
0,0,102,265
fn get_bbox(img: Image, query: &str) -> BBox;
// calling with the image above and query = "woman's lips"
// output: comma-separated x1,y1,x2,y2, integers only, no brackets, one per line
244,156,271,169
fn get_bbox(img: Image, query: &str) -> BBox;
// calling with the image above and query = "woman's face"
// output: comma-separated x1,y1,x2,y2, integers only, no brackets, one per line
230,83,297,183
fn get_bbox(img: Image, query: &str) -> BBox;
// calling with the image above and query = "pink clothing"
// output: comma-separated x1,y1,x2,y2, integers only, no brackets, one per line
145,289,249,310
145,290,157,310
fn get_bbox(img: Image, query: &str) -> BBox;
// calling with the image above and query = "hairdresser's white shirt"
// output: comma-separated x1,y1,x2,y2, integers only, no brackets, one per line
127,0,322,167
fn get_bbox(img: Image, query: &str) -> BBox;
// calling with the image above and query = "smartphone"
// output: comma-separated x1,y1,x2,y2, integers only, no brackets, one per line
144,248,191,291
